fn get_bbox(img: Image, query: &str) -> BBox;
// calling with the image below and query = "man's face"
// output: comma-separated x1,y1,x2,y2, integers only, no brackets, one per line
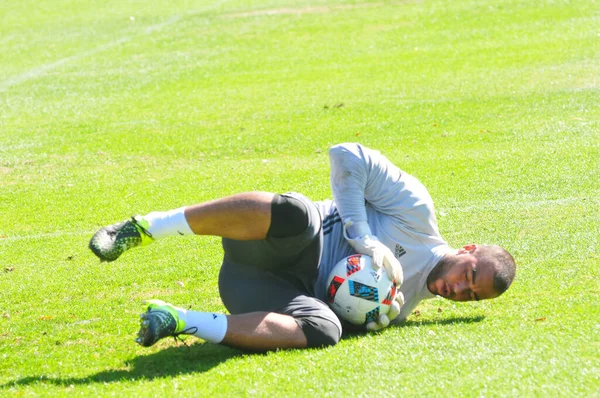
427,244,498,302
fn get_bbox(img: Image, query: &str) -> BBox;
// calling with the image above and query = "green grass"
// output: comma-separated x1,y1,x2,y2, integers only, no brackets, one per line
1,0,599,396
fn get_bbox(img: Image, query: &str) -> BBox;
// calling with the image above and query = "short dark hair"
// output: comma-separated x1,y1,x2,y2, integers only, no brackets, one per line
475,245,516,296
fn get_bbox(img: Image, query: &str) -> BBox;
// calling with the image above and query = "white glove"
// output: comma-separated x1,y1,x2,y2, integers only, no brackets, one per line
343,220,405,332
344,233,404,287
366,291,405,331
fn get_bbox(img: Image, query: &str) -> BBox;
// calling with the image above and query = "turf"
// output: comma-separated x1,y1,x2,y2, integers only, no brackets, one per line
1,0,598,396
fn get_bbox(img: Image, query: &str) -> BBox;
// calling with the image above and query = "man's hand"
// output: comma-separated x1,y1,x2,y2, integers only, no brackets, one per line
346,234,404,287
366,291,405,331
342,221,405,332
345,234,405,332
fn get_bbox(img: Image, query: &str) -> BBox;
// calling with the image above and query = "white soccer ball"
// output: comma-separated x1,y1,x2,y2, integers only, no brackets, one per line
325,254,397,325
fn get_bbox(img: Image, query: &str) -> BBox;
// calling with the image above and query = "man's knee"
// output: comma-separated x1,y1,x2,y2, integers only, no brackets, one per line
295,315,342,348
267,193,310,238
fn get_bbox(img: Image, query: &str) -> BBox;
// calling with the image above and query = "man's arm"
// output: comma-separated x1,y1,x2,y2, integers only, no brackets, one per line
328,143,405,223
329,143,438,237
328,143,406,330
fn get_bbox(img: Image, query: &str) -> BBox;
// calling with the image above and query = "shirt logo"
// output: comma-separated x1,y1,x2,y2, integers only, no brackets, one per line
395,244,406,258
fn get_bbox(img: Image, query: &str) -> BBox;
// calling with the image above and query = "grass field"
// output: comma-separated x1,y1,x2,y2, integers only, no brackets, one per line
1,0,599,396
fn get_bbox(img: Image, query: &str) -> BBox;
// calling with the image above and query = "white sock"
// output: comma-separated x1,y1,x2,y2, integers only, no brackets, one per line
176,308,228,344
142,207,194,239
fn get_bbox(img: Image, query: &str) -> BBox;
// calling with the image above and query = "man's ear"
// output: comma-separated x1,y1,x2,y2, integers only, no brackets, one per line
457,244,478,254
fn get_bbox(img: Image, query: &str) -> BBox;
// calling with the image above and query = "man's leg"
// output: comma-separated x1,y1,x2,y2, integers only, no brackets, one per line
135,250,339,351
184,192,273,240
217,256,341,350
136,261,341,351
224,312,308,350
136,302,308,350
89,191,276,262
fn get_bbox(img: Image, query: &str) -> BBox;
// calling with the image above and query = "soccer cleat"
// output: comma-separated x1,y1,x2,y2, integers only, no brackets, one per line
89,216,154,262
136,300,188,347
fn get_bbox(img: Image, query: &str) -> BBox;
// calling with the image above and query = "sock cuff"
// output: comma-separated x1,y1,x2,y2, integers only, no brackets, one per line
178,310,228,344
169,207,194,236
144,207,194,239
204,313,228,344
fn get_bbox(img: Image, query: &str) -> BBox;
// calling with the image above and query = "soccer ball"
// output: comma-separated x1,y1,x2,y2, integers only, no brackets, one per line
325,254,397,325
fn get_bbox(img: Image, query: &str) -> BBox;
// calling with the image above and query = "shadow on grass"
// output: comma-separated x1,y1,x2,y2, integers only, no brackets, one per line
341,315,486,337
3,315,486,388
2,342,244,389
400,315,486,328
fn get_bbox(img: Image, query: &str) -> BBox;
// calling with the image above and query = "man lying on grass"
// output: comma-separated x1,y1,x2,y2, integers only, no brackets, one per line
89,143,516,351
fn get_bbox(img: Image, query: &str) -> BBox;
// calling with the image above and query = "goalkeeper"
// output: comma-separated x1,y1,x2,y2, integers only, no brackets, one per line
89,143,516,351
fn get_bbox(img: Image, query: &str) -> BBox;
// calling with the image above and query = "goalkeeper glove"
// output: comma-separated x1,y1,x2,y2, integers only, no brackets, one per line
344,231,404,287
366,291,405,331
343,220,405,331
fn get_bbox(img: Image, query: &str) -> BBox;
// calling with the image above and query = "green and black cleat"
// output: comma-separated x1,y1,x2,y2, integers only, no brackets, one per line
89,216,154,262
136,300,188,347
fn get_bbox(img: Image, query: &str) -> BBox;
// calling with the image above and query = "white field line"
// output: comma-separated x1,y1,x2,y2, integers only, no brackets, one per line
1,196,594,243
0,36,132,91
226,2,385,18
0,17,180,92
439,196,596,214
0,0,228,92
0,230,97,242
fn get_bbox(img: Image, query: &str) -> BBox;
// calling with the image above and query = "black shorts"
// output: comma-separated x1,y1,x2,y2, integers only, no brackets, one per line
218,192,342,347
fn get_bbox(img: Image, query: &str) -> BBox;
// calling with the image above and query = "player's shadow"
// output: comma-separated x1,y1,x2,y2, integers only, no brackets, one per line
1,342,243,389
341,314,486,337
3,315,486,388
400,314,486,328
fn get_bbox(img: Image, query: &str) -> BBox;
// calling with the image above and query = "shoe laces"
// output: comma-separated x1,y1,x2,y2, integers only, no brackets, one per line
172,326,199,347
